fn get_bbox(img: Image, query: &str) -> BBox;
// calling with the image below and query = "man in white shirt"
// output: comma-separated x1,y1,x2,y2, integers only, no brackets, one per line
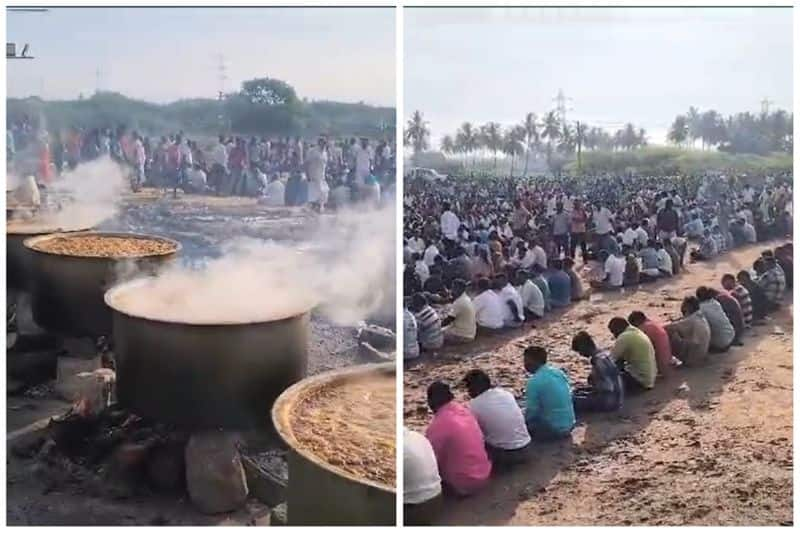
353,138,372,189
259,174,285,207
404,427,443,525
496,275,524,326
423,241,440,267
442,280,476,343
472,278,505,330
440,202,460,242
515,270,544,319
593,205,614,236
591,250,625,290
464,369,531,467
184,164,207,193
530,240,548,270
305,138,329,210
414,253,430,284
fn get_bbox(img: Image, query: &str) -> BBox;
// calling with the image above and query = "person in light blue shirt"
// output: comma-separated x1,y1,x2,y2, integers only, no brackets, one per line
545,259,572,308
522,345,575,441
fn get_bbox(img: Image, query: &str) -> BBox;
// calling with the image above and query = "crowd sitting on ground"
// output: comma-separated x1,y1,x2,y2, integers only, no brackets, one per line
7,117,395,210
405,241,791,525
403,170,792,525
403,171,792,357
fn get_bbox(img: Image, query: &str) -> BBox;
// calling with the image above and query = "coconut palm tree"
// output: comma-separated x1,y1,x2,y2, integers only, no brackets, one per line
479,122,503,172
521,112,539,177
503,126,526,177
440,135,455,157
541,111,561,163
455,122,480,168
687,106,701,148
668,115,689,147
404,110,430,154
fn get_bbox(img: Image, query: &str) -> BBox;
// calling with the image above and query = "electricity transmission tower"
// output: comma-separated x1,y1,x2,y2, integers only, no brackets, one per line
760,97,774,115
553,88,573,124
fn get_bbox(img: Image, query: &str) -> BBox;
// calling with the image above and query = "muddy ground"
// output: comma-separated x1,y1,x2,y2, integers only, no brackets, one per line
7,189,379,525
404,240,792,526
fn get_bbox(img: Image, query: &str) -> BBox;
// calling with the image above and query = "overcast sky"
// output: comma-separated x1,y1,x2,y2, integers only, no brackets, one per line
7,7,395,106
405,7,793,145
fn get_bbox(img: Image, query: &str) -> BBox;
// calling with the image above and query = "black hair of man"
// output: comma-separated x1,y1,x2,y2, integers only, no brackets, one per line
608,317,629,338
463,369,492,399
682,295,701,315
628,311,647,327
523,345,547,374
451,278,467,297
696,286,713,301
571,331,597,358
410,293,428,312
427,381,454,413
477,277,491,292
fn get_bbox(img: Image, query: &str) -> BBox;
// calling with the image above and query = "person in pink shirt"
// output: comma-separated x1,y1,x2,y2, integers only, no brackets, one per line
425,381,492,496
628,311,673,377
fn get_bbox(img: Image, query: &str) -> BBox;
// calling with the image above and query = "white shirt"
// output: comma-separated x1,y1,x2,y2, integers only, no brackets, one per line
423,245,439,267
261,180,285,207
305,146,327,183
211,142,228,168
403,428,441,504
517,280,544,317
531,245,548,270
499,284,524,322
440,210,460,240
604,254,626,287
414,260,430,284
656,248,672,273
472,290,505,329
622,227,637,247
186,168,207,189
520,249,536,269
469,388,531,450
594,207,614,234
635,227,649,247
353,145,371,183
179,142,193,166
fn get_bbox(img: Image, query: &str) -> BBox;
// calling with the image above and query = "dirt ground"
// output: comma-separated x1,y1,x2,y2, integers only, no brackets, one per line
404,240,792,526
6,190,376,525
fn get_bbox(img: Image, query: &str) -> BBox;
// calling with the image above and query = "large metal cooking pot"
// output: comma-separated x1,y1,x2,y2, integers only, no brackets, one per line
272,363,396,526
7,223,91,291
24,231,179,337
106,279,310,429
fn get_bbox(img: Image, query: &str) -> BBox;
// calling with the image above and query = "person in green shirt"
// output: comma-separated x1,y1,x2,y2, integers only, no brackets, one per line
608,317,657,392
522,346,576,441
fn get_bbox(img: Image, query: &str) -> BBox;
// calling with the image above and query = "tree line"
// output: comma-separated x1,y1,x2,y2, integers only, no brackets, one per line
667,106,792,155
7,77,395,140
405,110,647,176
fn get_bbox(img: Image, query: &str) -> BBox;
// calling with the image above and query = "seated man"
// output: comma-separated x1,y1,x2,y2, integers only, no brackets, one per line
494,273,524,327
410,293,444,352
530,264,552,312
702,286,744,345
590,250,625,291
627,311,673,378
638,240,661,282
696,287,735,352
514,270,544,320
403,306,420,360
404,427,443,526
722,273,753,328
608,317,657,392
570,331,624,413
738,269,769,320
463,369,531,467
425,382,492,497
522,346,576,441
441,279,476,344
546,259,572,308
472,277,505,332
757,256,786,309
664,296,712,367
623,247,641,287
690,229,718,262
654,240,673,277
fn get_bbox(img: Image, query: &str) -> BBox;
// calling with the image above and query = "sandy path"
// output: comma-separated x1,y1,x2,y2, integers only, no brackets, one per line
404,240,792,526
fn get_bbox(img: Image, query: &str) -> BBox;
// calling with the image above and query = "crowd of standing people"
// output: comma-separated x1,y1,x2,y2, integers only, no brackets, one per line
7,116,395,210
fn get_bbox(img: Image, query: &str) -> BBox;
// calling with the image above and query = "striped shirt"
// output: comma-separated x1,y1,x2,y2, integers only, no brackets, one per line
730,285,753,327
414,305,444,350
758,266,786,305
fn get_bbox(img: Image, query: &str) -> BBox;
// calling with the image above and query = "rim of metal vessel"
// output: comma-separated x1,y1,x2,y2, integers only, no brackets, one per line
104,277,314,326
7,224,93,236
271,362,397,493
23,231,182,260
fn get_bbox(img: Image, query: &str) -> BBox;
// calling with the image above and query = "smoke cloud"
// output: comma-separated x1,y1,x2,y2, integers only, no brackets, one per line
108,201,397,328
8,156,128,231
